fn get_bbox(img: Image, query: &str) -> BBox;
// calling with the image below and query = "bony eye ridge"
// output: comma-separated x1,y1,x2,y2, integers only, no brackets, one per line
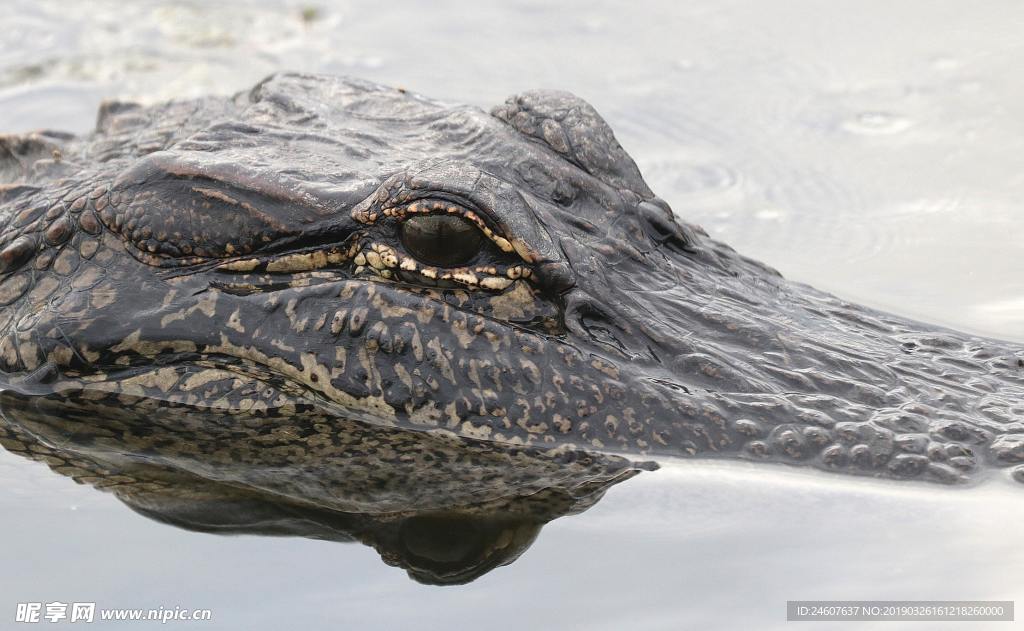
400,214,485,268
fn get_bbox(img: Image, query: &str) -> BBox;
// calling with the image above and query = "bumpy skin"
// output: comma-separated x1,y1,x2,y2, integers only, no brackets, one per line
0,74,1023,561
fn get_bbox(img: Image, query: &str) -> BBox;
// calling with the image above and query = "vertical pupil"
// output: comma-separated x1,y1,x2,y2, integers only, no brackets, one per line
401,214,483,267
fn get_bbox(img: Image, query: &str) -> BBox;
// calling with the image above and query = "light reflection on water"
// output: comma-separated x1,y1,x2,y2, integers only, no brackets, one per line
1,0,1022,628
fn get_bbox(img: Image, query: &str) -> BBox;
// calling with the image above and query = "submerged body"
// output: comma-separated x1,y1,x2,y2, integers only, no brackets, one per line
0,75,1022,578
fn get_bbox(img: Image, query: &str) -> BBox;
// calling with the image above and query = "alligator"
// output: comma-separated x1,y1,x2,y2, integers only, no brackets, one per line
0,73,1022,581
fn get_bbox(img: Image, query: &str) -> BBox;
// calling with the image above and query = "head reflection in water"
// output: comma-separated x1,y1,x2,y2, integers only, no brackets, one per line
0,390,645,584
131,491,547,585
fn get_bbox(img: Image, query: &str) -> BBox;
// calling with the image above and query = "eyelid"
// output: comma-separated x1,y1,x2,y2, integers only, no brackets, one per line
386,199,517,256
351,173,552,267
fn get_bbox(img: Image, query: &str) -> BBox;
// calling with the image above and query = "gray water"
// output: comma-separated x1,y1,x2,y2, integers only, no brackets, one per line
1,1,1022,629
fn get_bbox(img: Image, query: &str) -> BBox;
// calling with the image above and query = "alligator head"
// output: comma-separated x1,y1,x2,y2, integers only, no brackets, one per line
0,73,1022,544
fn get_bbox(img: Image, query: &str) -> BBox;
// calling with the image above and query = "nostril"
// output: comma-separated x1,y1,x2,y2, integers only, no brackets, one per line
638,198,695,250
565,292,610,325
564,291,625,351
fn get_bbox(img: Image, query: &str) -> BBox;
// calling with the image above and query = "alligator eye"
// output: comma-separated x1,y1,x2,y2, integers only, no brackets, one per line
400,214,484,267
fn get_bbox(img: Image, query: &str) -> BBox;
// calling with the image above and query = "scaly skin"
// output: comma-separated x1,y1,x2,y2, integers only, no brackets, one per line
0,74,1022,581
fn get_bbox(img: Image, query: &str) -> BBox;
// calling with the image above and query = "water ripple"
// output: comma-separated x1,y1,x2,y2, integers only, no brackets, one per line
841,111,914,135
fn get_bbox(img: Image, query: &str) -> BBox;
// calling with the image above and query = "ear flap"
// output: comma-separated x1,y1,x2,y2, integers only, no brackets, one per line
491,90,652,197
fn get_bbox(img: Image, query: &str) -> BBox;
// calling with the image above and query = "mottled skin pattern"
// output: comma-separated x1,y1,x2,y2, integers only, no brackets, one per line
0,73,1023,579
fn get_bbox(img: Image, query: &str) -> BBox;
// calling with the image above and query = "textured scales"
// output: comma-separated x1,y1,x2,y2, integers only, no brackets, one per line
0,73,1023,581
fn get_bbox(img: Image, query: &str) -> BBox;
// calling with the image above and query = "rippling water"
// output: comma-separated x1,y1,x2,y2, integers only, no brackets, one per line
1,1,1022,629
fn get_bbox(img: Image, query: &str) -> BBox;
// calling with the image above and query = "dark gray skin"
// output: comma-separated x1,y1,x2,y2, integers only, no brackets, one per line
0,73,1023,553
